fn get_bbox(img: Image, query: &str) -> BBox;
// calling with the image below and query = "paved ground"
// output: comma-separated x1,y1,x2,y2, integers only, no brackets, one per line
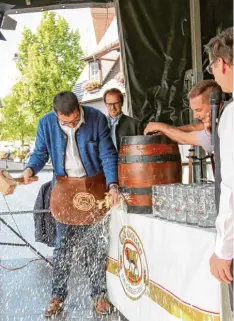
0,258,127,321
0,171,54,260
0,171,127,321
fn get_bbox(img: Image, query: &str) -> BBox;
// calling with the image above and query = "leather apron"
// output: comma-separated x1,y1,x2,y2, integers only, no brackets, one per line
50,173,108,225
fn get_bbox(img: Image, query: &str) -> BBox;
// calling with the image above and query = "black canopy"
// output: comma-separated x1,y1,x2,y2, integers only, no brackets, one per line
0,0,233,125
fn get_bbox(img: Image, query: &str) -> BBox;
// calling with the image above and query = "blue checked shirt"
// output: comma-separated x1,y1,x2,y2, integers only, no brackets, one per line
107,113,123,150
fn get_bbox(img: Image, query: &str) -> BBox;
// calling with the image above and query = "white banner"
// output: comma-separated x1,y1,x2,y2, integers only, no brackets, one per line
107,206,221,321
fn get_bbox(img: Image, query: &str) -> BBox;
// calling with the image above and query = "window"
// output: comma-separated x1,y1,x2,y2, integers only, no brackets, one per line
90,61,99,82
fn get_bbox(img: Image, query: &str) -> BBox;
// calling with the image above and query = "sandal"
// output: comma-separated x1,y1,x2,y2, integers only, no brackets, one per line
93,294,112,315
44,296,64,317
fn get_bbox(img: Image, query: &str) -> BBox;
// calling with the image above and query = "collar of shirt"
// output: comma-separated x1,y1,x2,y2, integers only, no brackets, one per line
79,105,85,125
107,113,123,126
58,105,86,177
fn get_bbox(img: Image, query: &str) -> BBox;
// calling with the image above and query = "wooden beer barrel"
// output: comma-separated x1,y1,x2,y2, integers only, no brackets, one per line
118,135,182,214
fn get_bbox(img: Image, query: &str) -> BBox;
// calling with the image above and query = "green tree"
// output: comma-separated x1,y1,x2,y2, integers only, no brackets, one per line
17,11,85,119
1,11,85,142
0,81,36,146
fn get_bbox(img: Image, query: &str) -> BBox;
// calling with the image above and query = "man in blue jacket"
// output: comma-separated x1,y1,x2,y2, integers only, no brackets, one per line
22,91,119,317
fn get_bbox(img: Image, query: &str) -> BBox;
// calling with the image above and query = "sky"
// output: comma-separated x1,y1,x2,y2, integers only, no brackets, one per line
0,8,98,98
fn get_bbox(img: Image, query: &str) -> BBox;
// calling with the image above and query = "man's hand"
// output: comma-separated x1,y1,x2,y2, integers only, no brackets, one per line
210,253,233,283
109,184,120,207
21,168,34,185
144,122,163,135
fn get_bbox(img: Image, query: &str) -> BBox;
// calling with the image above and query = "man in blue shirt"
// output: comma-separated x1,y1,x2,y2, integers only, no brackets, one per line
21,91,119,317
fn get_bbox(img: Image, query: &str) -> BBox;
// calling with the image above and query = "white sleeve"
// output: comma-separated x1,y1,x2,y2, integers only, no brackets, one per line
215,102,234,260
196,130,214,153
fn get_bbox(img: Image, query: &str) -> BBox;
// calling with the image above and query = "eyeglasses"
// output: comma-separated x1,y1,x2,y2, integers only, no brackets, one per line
60,118,80,126
55,111,80,126
206,58,230,74
206,61,216,74
105,101,122,108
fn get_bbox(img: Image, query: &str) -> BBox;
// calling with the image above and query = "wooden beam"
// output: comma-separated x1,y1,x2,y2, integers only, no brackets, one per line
100,58,117,62
83,41,120,62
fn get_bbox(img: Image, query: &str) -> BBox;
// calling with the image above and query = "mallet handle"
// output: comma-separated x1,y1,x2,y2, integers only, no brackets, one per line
15,176,39,183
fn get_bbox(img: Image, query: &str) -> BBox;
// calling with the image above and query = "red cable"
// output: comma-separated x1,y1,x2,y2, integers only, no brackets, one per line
0,258,50,271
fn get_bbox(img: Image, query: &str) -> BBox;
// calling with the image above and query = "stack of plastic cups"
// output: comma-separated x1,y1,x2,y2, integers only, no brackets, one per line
174,184,187,224
152,185,168,219
152,185,160,218
185,184,199,225
158,185,168,220
167,184,178,221
198,183,216,227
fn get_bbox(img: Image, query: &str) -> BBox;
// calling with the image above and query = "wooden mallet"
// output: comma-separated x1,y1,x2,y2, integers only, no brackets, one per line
0,169,38,195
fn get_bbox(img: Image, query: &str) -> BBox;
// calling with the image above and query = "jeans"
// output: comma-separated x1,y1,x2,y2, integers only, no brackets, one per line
51,220,109,301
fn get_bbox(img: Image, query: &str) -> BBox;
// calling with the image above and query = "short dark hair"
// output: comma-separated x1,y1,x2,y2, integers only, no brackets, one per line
53,91,79,115
188,80,222,102
103,88,124,104
205,27,233,64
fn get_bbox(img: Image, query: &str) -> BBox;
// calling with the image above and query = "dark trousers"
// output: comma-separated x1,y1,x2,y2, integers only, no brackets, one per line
51,221,108,301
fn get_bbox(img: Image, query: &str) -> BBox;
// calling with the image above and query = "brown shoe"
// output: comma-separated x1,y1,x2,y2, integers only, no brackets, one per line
44,297,64,317
93,295,112,315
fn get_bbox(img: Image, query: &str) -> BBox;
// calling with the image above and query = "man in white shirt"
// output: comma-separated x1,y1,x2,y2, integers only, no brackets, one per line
144,80,221,154
205,27,233,291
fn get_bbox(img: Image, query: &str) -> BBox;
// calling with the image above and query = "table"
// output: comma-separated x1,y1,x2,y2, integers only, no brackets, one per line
106,206,232,321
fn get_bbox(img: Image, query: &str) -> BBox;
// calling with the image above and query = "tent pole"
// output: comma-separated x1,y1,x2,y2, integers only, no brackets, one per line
189,0,206,183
